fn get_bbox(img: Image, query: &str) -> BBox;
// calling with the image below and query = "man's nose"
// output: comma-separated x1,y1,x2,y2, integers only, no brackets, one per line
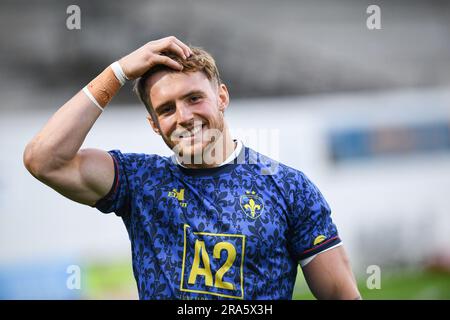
175,102,194,125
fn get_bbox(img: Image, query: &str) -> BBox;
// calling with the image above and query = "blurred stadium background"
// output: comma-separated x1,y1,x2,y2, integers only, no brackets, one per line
1,0,449,299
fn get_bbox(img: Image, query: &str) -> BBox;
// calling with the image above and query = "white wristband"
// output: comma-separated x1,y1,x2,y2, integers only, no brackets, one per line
111,61,129,86
82,86,104,112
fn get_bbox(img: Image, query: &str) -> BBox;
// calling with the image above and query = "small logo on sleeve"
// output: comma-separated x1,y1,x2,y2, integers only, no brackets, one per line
313,235,327,246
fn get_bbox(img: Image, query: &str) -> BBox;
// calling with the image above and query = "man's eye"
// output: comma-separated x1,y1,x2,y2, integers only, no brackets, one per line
189,96,201,103
161,106,174,114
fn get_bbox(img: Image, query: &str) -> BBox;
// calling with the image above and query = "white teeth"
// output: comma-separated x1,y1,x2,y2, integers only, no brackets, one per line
180,125,202,138
192,126,201,135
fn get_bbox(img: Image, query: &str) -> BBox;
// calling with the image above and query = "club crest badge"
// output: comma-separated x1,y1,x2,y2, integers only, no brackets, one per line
240,191,264,219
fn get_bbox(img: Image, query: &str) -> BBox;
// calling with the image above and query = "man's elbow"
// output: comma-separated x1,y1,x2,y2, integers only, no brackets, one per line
23,141,64,180
23,142,41,177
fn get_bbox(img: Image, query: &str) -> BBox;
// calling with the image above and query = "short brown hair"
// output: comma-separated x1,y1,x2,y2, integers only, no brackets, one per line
133,46,222,120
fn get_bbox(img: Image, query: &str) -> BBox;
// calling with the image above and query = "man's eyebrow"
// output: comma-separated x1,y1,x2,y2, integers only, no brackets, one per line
154,90,206,112
179,90,206,101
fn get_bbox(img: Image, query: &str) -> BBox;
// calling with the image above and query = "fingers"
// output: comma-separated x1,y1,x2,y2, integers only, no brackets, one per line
167,41,188,60
154,36,192,60
132,36,193,74
172,37,192,58
152,55,183,71
119,37,192,79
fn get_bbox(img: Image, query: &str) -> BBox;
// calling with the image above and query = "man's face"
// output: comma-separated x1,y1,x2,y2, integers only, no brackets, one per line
146,70,229,159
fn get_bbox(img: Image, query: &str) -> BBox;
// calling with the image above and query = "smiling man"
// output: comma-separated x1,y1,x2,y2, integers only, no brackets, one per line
135,52,235,168
23,36,361,300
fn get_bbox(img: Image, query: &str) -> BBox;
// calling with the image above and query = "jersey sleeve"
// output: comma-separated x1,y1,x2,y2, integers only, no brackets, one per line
93,150,132,217
287,171,341,262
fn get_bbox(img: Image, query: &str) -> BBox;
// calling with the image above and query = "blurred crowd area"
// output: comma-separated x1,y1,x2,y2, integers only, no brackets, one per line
1,0,450,108
1,0,450,299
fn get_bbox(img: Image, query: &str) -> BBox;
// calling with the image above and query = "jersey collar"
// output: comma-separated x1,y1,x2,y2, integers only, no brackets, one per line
173,139,243,169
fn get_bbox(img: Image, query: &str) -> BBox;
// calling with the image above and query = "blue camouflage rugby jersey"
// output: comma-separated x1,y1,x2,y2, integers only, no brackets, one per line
94,141,341,300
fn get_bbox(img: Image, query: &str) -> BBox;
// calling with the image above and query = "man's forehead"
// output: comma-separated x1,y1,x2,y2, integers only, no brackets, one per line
147,70,209,90
148,70,213,102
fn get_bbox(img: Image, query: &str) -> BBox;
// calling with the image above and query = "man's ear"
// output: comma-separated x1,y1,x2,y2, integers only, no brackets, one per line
146,115,161,135
218,83,230,112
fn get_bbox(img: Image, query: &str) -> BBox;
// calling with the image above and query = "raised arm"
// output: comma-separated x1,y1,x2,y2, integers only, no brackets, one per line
302,246,361,300
23,37,192,206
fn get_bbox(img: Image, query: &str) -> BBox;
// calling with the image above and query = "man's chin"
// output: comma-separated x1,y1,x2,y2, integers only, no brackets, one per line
172,141,207,164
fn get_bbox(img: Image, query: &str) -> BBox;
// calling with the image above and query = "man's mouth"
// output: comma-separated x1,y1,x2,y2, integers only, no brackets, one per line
178,124,206,139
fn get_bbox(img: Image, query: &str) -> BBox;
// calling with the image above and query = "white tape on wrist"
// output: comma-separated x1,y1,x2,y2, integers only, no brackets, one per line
82,86,104,112
111,61,129,86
